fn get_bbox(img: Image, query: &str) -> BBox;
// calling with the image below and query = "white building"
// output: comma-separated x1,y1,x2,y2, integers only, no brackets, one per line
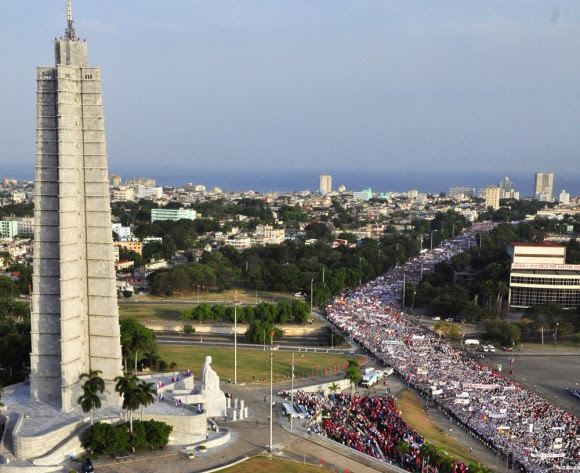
559,190,570,205
135,185,163,200
0,221,18,239
508,242,580,309
112,223,132,240
407,189,419,200
151,208,197,222
111,187,135,202
353,189,372,202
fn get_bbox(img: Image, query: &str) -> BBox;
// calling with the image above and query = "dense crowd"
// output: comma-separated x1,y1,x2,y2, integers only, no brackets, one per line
283,390,465,471
324,222,579,473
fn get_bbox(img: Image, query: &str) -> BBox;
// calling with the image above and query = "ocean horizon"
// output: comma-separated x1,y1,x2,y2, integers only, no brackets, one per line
3,166,579,197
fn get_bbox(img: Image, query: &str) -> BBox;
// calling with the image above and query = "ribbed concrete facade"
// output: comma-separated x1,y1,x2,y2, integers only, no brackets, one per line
30,26,122,411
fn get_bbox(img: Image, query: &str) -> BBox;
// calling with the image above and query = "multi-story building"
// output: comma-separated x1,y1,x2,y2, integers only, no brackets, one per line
319,175,332,194
135,185,163,200
353,189,372,202
407,190,419,200
109,175,122,186
0,221,18,239
534,173,554,202
151,208,197,222
126,177,156,186
113,240,143,255
2,217,33,236
559,190,570,205
498,176,514,199
111,187,135,202
112,223,132,240
485,186,500,210
448,187,475,198
508,242,580,308
251,225,286,245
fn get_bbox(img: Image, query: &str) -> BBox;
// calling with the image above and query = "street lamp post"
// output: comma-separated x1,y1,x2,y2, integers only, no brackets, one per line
310,278,314,315
268,344,279,452
290,352,295,430
554,323,559,347
234,290,238,385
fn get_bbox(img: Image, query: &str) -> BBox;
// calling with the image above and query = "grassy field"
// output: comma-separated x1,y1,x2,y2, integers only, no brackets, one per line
137,288,299,303
222,457,331,473
519,341,579,351
119,304,184,322
396,391,479,465
157,346,354,383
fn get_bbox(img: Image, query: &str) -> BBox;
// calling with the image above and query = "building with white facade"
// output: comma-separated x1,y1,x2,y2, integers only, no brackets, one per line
151,208,197,222
353,188,372,202
0,221,18,239
111,186,135,202
508,242,580,309
559,190,570,205
136,185,163,200
448,187,475,198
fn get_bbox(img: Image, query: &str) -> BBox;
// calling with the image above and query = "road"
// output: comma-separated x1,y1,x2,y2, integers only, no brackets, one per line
156,332,353,354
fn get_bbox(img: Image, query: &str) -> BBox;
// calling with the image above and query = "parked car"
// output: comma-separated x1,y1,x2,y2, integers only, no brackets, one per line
81,458,95,473
503,347,513,352
432,317,441,321
445,318,454,322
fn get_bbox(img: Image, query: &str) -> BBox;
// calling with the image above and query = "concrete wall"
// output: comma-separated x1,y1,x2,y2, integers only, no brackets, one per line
141,412,207,446
144,323,327,337
290,378,351,396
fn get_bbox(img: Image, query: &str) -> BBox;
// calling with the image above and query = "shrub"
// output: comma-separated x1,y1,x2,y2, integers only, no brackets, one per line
83,420,173,454
183,324,195,334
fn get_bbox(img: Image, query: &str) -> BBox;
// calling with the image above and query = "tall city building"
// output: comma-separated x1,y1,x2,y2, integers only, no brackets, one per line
109,174,122,186
485,186,500,210
31,1,122,411
498,176,513,198
534,173,554,202
319,175,332,194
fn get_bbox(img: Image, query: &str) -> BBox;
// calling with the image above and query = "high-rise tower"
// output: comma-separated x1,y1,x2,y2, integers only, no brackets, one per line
30,1,122,411
534,173,554,202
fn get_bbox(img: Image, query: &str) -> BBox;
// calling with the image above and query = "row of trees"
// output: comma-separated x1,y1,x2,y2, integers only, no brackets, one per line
180,300,310,324
409,222,534,322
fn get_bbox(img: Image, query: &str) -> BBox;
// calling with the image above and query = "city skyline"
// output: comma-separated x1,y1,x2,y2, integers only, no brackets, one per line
1,1,579,178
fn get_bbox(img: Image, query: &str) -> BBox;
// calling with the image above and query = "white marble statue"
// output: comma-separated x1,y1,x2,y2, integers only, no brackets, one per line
201,355,220,393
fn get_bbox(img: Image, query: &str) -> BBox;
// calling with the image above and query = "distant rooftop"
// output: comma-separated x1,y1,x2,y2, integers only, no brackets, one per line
509,241,564,248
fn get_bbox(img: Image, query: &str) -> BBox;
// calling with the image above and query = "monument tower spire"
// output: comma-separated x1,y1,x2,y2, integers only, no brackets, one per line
32,1,122,411
65,1,76,40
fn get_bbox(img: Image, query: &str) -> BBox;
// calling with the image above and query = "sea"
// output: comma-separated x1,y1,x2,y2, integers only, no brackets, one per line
3,166,580,196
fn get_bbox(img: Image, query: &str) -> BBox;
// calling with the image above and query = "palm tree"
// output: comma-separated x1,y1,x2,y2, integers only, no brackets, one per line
79,370,105,395
137,381,156,421
1,252,12,269
467,462,493,473
345,360,361,395
328,382,340,398
78,370,105,424
496,281,508,317
115,371,140,432
78,385,102,425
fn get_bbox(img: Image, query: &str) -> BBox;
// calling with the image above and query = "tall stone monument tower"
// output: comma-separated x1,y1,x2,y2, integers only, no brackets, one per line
30,1,123,411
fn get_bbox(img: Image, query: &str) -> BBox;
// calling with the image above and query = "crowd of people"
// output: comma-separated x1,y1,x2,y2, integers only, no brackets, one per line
323,222,578,473
282,389,463,471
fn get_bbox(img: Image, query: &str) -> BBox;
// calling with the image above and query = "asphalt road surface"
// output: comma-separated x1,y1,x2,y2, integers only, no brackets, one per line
482,352,580,415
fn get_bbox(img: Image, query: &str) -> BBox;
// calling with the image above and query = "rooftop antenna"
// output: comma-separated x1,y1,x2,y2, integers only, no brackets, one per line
65,1,76,40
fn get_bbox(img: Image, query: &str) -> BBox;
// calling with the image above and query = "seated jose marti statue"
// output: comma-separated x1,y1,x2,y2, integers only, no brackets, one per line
198,356,226,417
201,356,221,393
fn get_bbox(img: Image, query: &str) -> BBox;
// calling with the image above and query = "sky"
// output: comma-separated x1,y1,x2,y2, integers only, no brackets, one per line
0,1,579,191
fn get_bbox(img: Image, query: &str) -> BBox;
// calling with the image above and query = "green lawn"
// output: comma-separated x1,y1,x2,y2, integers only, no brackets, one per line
397,391,481,465
519,341,579,351
223,457,332,473
119,304,184,322
157,346,354,383
136,288,299,303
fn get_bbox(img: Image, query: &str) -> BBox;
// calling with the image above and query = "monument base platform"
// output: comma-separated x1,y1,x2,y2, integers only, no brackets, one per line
0,382,207,465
